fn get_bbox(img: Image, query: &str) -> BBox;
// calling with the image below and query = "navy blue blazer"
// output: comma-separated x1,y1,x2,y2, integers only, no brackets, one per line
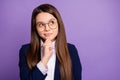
19,43,82,80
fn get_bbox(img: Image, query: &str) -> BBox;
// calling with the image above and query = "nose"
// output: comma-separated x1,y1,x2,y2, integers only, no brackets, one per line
45,24,50,31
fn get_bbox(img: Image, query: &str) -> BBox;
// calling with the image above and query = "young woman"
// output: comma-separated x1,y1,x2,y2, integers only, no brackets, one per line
19,4,82,80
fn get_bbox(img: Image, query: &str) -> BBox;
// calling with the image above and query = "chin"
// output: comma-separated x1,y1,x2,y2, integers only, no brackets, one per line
43,36,53,40
40,35,56,41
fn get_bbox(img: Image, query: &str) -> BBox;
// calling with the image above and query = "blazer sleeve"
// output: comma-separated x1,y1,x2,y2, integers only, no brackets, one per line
19,44,47,80
68,44,82,80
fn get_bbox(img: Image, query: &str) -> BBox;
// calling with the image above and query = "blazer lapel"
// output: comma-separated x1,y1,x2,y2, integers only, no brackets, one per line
54,57,60,80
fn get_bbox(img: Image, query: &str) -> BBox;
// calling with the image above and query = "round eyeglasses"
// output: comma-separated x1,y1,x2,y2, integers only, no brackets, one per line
36,19,58,31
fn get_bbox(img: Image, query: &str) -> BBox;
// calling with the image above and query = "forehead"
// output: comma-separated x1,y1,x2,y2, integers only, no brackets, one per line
36,12,56,22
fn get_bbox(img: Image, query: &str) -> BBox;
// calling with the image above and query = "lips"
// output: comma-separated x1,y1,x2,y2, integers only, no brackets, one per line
44,33,52,37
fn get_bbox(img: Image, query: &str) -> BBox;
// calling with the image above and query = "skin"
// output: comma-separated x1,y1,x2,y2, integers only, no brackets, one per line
36,12,58,67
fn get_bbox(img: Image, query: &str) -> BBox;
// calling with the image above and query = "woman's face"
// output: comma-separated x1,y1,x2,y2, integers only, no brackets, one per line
36,12,58,41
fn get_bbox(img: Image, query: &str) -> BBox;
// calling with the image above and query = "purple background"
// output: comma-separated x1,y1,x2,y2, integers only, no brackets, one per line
0,0,120,80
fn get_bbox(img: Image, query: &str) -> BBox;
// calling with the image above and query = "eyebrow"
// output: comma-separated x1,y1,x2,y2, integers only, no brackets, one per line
36,18,56,24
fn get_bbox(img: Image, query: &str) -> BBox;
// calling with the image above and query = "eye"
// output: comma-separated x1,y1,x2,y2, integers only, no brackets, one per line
49,20,55,25
37,22,44,27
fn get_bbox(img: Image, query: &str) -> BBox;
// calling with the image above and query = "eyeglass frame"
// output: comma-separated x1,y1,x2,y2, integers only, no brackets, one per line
36,18,58,31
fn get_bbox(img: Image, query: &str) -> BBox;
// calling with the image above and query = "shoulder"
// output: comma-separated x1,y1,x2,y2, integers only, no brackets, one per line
19,43,30,56
67,43,74,47
67,43,80,61
21,43,30,50
67,43,78,53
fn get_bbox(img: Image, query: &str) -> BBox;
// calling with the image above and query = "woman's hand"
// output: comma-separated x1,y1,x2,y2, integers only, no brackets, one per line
41,39,53,68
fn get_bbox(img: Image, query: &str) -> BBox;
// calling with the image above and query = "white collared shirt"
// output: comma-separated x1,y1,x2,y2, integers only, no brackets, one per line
37,41,56,80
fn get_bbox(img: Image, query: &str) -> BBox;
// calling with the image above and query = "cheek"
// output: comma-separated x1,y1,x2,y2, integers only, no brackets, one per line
36,28,43,37
54,29,58,37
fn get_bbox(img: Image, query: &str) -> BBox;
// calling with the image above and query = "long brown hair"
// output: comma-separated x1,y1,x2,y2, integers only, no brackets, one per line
26,4,72,80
